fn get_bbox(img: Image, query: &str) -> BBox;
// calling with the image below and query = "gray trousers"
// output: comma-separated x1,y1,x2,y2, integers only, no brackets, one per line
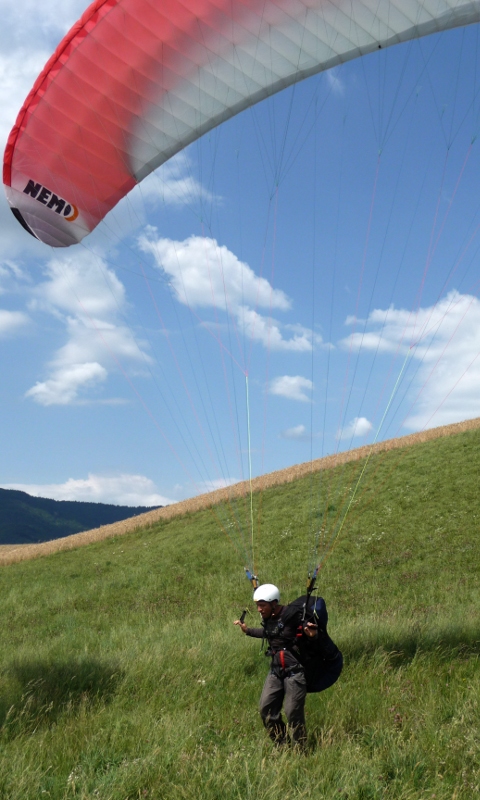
259,670,307,746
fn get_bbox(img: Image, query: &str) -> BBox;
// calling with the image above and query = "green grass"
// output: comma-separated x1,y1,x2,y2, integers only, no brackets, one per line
0,429,479,799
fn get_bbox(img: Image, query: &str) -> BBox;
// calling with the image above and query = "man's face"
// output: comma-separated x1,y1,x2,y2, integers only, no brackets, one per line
256,600,275,620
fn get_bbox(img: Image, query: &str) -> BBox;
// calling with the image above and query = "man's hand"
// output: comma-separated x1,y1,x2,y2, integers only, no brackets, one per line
234,620,248,633
304,622,318,638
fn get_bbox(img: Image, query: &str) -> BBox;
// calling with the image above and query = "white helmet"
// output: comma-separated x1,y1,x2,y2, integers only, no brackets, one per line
253,584,280,603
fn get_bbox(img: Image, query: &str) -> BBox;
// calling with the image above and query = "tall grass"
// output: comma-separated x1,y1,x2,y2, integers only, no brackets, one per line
0,429,478,799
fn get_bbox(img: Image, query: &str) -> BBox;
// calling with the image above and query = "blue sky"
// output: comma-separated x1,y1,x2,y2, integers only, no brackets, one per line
1,1,480,507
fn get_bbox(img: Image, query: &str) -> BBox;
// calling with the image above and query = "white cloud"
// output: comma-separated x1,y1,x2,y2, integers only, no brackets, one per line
0,309,29,337
269,375,313,402
281,424,310,440
0,0,87,55
136,152,217,206
239,307,315,352
31,250,126,318
139,232,289,312
25,361,107,406
340,291,480,430
2,473,173,507
54,316,145,366
336,416,373,440
0,261,28,293
25,250,151,405
139,232,317,351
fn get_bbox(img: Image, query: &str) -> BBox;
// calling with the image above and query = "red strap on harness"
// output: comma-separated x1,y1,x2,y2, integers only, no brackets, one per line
279,650,286,670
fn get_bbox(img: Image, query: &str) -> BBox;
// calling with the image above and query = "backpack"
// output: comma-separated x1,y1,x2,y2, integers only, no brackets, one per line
284,594,343,693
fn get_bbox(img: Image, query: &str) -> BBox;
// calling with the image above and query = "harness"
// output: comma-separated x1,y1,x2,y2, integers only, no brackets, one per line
262,615,304,678
271,649,304,678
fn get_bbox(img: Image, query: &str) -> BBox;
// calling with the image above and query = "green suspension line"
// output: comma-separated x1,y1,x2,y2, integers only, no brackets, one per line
245,373,255,572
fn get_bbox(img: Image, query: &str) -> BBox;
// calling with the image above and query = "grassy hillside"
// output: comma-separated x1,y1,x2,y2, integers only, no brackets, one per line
0,428,478,799
0,488,159,545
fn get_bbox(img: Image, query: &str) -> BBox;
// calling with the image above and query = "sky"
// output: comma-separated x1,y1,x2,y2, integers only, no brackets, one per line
1,1,480,510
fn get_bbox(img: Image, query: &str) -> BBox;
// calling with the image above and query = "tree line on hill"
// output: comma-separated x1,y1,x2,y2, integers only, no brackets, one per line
0,488,160,545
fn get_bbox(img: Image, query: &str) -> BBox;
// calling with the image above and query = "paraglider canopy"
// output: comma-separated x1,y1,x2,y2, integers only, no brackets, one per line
4,0,480,246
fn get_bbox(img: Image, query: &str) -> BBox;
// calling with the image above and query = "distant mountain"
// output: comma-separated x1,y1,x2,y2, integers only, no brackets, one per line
0,488,160,545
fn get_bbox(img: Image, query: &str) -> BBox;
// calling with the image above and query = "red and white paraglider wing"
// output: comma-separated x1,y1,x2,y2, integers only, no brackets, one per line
4,0,480,247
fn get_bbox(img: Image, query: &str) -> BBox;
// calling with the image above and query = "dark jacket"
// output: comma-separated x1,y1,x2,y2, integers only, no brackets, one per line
246,599,340,677
246,604,305,674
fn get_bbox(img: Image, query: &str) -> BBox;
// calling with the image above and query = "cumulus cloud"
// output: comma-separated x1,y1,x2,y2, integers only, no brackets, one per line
0,261,28,293
139,231,317,351
30,251,126,318
280,424,310,441
2,473,173,507
0,309,29,337
239,308,316,352
0,0,86,56
136,152,217,206
25,250,150,405
269,375,313,402
25,361,107,406
139,232,289,311
340,291,480,430
336,416,373,440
